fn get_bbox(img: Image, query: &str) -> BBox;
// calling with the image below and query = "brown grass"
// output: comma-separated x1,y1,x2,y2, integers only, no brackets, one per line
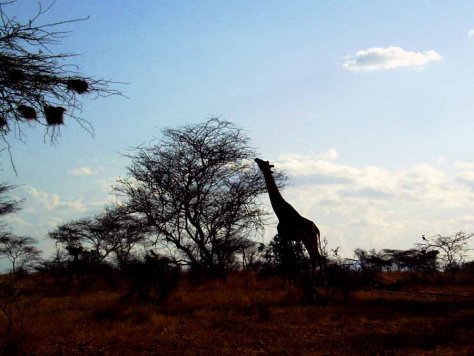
2,271,473,355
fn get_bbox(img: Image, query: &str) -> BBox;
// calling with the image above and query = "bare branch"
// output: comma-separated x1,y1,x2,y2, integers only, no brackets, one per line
417,231,474,274
0,1,122,166
116,119,273,275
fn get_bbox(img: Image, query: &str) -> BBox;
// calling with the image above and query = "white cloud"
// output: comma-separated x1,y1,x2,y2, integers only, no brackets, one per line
453,161,474,189
23,186,60,210
23,186,107,213
257,152,474,257
456,171,474,188
68,166,97,176
315,148,338,161
1,184,116,267
468,29,474,37
275,155,461,203
342,46,442,72
453,161,474,170
9,185,109,237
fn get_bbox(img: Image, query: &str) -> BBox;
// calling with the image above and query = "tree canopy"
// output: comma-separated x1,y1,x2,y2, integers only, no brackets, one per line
48,206,148,266
116,118,279,275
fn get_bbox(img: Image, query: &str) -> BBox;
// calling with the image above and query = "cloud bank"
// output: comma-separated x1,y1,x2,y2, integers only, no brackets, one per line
3,186,111,255
342,47,442,72
68,166,97,176
259,151,474,257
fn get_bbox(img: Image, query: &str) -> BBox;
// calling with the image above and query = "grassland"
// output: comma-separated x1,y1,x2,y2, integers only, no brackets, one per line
1,271,473,355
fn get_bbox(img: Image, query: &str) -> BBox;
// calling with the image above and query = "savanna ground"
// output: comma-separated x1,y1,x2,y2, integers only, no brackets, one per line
1,270,473,355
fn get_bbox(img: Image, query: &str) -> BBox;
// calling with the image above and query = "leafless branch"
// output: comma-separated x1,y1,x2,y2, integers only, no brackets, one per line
0,1,122,164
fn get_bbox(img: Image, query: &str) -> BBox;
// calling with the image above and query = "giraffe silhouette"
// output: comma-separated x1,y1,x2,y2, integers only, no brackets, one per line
255,158,322,269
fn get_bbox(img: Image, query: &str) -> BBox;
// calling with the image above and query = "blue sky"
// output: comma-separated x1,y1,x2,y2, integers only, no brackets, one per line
2,0,474,260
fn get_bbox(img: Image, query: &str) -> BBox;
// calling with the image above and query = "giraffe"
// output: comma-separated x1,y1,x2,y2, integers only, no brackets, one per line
254,158,322,269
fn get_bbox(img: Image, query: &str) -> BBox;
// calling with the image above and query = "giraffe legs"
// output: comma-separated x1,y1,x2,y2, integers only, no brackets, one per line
302,238,320,274
277,221,322,271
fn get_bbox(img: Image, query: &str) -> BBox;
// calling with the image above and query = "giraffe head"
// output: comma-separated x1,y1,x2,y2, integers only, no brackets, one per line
254,158,274,174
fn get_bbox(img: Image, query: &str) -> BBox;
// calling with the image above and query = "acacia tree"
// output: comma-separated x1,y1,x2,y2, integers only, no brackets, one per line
0,1,119,157
95,207,150,267
417,232,474,274
0,234,41,274
48,206,148,266
116,119,278,275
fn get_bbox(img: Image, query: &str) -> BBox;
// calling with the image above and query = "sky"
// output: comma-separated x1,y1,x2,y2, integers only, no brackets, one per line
2,0,474,261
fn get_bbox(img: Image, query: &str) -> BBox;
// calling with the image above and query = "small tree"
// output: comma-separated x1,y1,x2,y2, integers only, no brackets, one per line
0,234,41,274
0,186,28,274
117,118,274,276
261,234,308,274
354,248,392,272
48,217,105,262
48,206,148,266
382,248,438,272
0,183,21,237
417,232,474,275
239,239,261,270
94,206,149,267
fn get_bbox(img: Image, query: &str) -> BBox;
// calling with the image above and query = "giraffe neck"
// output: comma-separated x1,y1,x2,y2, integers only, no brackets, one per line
262,171,301,221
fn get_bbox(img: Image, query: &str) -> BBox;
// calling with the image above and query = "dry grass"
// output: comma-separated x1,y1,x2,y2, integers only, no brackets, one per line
1,271,473,355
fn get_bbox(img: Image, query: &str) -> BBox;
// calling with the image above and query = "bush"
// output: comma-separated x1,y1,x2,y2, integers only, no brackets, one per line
123,252,180,303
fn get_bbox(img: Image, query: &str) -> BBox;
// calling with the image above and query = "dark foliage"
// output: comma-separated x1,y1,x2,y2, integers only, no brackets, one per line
260,234,309,275
354,247,439,273
122,251,180,303
0,183,20,219
48,206,148,266
417,232,473,275
0,234,41,274
259,234,332,304
0,278,24,355
461,260,474,274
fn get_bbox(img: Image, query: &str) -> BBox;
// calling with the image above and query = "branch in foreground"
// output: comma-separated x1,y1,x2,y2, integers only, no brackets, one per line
0,1,122,147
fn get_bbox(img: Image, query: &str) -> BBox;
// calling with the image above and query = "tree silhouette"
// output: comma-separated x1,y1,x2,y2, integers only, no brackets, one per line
0,234,41,274
354,247,439,273
262,234,308,274
117,118,274,276
48,206,148,266
0,183,21,245
417,232,473,275
0,183,20,219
